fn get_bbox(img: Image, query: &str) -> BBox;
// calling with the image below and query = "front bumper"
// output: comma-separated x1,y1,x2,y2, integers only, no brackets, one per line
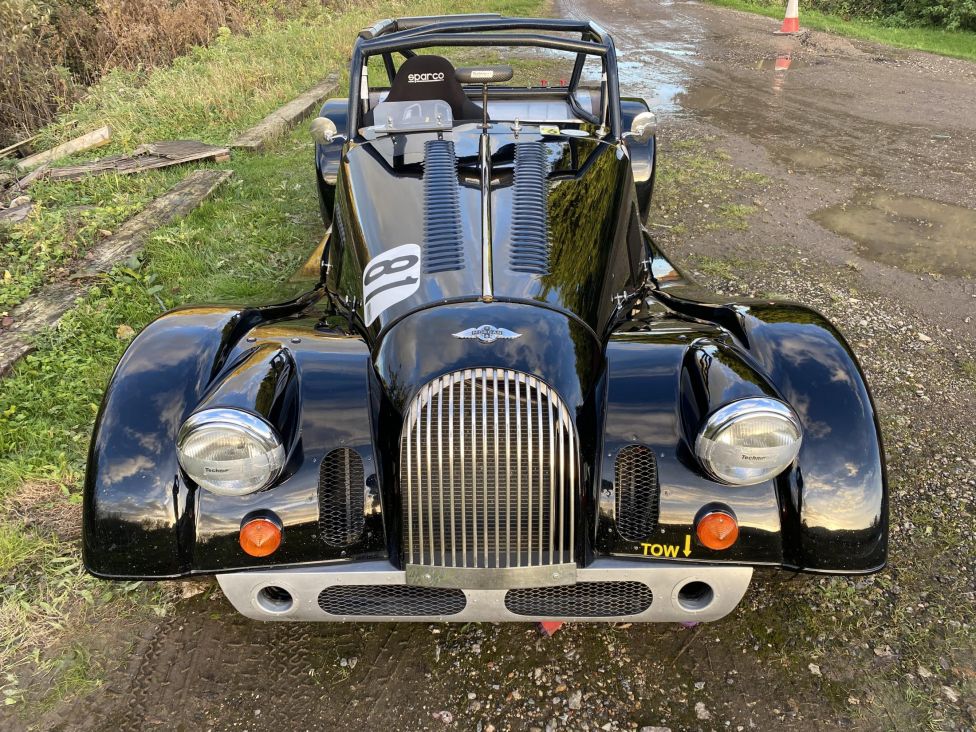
216,559,753,622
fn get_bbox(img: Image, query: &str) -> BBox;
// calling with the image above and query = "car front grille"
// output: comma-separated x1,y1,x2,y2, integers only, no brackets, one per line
504,581,653,617
400,368,578,572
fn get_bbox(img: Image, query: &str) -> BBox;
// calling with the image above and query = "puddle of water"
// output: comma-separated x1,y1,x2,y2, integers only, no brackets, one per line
530,46,696,114
616,53,692,114
812,190,976,277
757,56,808,71
560,0,707,115
678,84,732,112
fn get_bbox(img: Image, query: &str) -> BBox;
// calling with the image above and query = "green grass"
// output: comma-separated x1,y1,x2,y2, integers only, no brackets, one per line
652,138,768,236
0,0,546,715
703,0,976,61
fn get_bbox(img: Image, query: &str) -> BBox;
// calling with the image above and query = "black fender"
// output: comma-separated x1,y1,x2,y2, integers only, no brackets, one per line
83,305,255,577
314,98,349,226
650,290,888,574
600,321,786,566
621,97,655,219
738,302,887,573
81,291,385,579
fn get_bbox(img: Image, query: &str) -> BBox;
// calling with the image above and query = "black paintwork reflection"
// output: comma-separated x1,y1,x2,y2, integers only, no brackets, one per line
333,126,642,337
739,304,888,572
84,307,247,577
638,263,887,572
193,319,385,571
601,325,784,565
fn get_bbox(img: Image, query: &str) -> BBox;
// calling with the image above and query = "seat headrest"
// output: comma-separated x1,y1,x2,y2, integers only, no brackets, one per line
383,55,484,122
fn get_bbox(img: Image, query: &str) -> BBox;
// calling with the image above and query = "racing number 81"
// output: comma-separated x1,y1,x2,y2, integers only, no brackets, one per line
362,244,422,325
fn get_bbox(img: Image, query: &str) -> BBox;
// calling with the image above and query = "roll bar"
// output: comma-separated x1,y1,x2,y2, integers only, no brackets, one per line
345,15,621,138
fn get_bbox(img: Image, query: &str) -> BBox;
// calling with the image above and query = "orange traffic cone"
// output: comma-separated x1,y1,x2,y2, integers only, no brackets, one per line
774,0,801,34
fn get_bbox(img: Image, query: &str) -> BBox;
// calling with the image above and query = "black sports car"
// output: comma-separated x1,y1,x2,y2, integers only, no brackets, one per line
83,14,887,623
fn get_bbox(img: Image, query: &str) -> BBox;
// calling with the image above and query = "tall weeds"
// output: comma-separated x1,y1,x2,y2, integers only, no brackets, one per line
0,0,249,147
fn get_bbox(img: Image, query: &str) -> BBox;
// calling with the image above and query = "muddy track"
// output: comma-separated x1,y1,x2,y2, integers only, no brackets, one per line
17,2,976,731
560,0,976,330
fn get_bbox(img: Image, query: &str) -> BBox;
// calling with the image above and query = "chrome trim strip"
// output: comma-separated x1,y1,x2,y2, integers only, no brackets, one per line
481,369,488,564
217,560,754,623
504,371,511,568
493,369,500,568
448,373,456,566
547,386,555,565
405,562,577,590
479,132,493,300
406,393,414,564
416,386,424,565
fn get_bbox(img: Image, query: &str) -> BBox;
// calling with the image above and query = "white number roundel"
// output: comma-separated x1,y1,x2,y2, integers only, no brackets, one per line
362,244,421,325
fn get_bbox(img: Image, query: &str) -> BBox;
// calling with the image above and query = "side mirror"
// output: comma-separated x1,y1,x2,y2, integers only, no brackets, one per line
624,111,657,144
310,117,345,145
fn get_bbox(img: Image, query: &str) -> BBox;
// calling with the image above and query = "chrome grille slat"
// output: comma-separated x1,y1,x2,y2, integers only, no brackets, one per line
416,389,424,565
515,374,522,567
493,370,500,568
536,381,543,566
402,369,578,574
459,371,466,567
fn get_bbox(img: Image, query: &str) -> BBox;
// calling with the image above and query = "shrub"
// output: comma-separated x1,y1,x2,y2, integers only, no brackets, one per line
0,0,247,148
903,0,976,30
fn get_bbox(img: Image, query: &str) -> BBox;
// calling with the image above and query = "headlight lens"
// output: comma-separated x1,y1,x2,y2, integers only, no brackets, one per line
177,408,285,495
695,398,802,486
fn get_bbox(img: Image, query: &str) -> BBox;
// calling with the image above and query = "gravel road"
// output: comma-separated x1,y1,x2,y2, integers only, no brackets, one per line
28,2,976,730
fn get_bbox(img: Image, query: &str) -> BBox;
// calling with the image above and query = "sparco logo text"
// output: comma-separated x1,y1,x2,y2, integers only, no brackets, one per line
408,72,445,83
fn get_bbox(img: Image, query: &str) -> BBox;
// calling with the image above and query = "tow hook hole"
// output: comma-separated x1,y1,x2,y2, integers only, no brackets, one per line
256,585,294,614
677,580,714,612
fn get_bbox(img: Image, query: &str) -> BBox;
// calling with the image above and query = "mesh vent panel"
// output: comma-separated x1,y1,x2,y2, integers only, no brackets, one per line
318,585,466,616
614,445,660,541
504,582,653,617
318,448,365,546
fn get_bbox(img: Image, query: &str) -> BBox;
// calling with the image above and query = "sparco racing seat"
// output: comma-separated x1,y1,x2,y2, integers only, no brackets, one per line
364,54,485,125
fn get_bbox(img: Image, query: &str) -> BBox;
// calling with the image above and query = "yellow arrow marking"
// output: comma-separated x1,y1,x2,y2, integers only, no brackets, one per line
683,534,692,557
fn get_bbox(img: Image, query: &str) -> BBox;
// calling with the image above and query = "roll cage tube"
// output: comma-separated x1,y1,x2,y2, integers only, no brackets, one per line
345,16,622,140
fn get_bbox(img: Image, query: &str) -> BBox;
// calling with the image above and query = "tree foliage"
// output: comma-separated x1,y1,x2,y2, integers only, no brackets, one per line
790,0,976,30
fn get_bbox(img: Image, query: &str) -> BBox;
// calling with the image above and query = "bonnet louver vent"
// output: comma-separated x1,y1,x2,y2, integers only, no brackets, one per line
423,139,464,273
510,142,550,275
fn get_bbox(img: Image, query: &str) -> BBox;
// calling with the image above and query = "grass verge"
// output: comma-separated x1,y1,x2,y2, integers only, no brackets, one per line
703,0,976,61
0,0,545,716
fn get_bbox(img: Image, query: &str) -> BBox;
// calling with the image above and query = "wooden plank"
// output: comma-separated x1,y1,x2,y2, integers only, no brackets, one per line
2,165,48,201
15,126,112,171
0,134,39,159
46,140,230,182
13,163,50,191
0,169,232,377
230,74,339,152
80,169,232,275
0,202,33,224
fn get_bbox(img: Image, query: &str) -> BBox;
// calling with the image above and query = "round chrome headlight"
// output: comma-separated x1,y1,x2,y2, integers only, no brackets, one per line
695,398,802,486
176,408,285,495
